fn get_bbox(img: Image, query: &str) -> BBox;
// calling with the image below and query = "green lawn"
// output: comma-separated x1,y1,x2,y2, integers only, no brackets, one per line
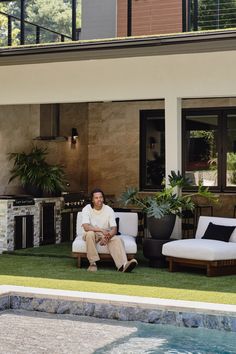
1,243,236,305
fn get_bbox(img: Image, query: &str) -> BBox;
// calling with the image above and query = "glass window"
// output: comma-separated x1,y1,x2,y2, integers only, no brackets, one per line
140,110,165,190
184,114,218,187
226,114,236,187
183,109,236,192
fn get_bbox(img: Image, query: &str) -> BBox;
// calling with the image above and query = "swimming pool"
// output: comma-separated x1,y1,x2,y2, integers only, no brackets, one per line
96,321,236,354
0,285,235,353
0,310,235,354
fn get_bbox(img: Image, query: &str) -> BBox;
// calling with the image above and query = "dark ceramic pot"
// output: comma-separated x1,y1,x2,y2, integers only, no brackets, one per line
147,214,176,239
25,184,43,198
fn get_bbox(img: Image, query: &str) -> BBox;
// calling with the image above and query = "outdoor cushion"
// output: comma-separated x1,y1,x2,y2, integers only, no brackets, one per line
72,234,137,254
201,222,235,242
162,238,236,261
195,216,236,243
76,211,138,238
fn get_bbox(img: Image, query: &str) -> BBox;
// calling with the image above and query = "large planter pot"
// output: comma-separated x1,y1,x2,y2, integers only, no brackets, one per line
25,184,43,198
147,214,176,239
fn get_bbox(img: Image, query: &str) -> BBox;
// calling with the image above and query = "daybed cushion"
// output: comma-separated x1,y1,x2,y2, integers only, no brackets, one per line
162,238,236,261
72,234,137,254
195,216,236,243
72,211,138,255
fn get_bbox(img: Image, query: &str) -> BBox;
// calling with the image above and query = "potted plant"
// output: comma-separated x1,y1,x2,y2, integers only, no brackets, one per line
120,171,217,239
8,146,67,197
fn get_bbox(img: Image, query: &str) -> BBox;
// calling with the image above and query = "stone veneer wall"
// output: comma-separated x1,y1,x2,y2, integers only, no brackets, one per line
0,198,62,252
0,293,235,332
34,197,62,246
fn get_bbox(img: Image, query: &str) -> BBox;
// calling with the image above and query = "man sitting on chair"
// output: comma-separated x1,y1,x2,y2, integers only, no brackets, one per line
82,188,138,272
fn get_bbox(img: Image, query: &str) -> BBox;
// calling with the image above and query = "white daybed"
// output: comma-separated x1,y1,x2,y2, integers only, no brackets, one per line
162,216,236,276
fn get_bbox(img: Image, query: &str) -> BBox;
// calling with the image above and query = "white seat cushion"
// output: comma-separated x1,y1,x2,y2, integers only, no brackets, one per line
72,234,137,254
162,239,236,261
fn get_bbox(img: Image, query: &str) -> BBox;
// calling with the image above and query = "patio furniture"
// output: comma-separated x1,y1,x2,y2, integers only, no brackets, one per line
162,216,236,276
72,211,138,267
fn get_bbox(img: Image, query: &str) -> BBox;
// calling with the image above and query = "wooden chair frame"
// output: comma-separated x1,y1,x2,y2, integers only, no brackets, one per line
166,256,236,276
72,252,135,268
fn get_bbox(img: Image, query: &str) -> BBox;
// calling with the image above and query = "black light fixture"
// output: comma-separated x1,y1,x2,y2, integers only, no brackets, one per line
71,128,78,144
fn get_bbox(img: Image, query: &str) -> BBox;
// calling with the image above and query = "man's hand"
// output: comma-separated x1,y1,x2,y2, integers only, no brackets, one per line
101,229,110,237
99,233,112,246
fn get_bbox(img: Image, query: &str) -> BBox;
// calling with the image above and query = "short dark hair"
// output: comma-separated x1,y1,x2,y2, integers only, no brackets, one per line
90,188,106,207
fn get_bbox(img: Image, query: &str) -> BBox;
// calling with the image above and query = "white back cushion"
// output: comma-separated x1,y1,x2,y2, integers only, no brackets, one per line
76,212,84,238
196,216,236,242
76,211,138,238
115,212,138,237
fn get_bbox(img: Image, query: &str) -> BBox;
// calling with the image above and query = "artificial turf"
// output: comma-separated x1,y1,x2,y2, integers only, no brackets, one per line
0,243,236,305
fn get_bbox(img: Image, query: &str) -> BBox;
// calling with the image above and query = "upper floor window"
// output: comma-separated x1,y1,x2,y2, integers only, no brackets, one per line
140,110,165,190
183,108,236,191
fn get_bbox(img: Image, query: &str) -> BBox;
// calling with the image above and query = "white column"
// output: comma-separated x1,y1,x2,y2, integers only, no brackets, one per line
165,96,182,238
165,96,182,178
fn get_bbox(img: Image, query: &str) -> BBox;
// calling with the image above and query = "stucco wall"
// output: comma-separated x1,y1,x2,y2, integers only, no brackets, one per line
1,51,236,104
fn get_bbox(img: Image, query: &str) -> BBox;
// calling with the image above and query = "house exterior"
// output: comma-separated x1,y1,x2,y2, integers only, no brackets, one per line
80,0,182,39
1,0,236,222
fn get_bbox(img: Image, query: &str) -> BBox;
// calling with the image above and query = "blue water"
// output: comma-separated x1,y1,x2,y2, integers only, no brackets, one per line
95,322,236,354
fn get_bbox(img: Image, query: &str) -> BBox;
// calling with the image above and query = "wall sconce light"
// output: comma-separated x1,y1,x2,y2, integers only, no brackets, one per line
71,128,78,144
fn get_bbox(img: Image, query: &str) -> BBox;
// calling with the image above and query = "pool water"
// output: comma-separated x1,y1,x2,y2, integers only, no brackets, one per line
0,310,235,354
96,321,236,354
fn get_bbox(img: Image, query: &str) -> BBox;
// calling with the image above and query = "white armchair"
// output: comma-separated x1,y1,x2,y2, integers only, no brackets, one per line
72,211,138,267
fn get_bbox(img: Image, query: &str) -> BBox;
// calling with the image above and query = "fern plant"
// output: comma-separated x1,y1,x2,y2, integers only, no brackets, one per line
120,171,217,219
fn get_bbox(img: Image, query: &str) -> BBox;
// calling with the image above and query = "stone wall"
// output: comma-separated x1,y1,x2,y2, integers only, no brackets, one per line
0,105,40,195
0,103,88,195
2,98,236,218
0,197,62,252
87,100,164,197
42,103,89,193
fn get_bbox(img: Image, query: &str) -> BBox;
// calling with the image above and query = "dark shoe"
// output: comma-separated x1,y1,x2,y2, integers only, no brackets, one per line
122,259,138,273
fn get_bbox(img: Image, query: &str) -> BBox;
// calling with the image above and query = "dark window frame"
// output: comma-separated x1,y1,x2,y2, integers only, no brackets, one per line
140,109,165,191
182,107,236,192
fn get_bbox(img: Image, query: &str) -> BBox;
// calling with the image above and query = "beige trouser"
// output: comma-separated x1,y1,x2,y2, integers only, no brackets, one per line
83,231,127,269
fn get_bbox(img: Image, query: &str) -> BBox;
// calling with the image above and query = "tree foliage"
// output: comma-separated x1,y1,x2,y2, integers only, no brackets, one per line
198,0,236,30
0,0,81,46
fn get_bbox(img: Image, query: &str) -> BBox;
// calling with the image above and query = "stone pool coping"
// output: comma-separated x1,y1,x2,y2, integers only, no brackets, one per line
0,285,236,331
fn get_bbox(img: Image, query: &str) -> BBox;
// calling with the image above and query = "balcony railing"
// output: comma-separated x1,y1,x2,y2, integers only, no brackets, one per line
182,0,236,33
0,11,72,46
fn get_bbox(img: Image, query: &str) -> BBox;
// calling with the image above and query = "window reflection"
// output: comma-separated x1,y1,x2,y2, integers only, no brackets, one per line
146,117,165,187
226,114,236,187
140,111,165,190
185,115,218,187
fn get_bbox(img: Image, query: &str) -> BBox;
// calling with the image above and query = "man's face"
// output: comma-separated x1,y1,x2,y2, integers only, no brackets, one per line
92,192,104,209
